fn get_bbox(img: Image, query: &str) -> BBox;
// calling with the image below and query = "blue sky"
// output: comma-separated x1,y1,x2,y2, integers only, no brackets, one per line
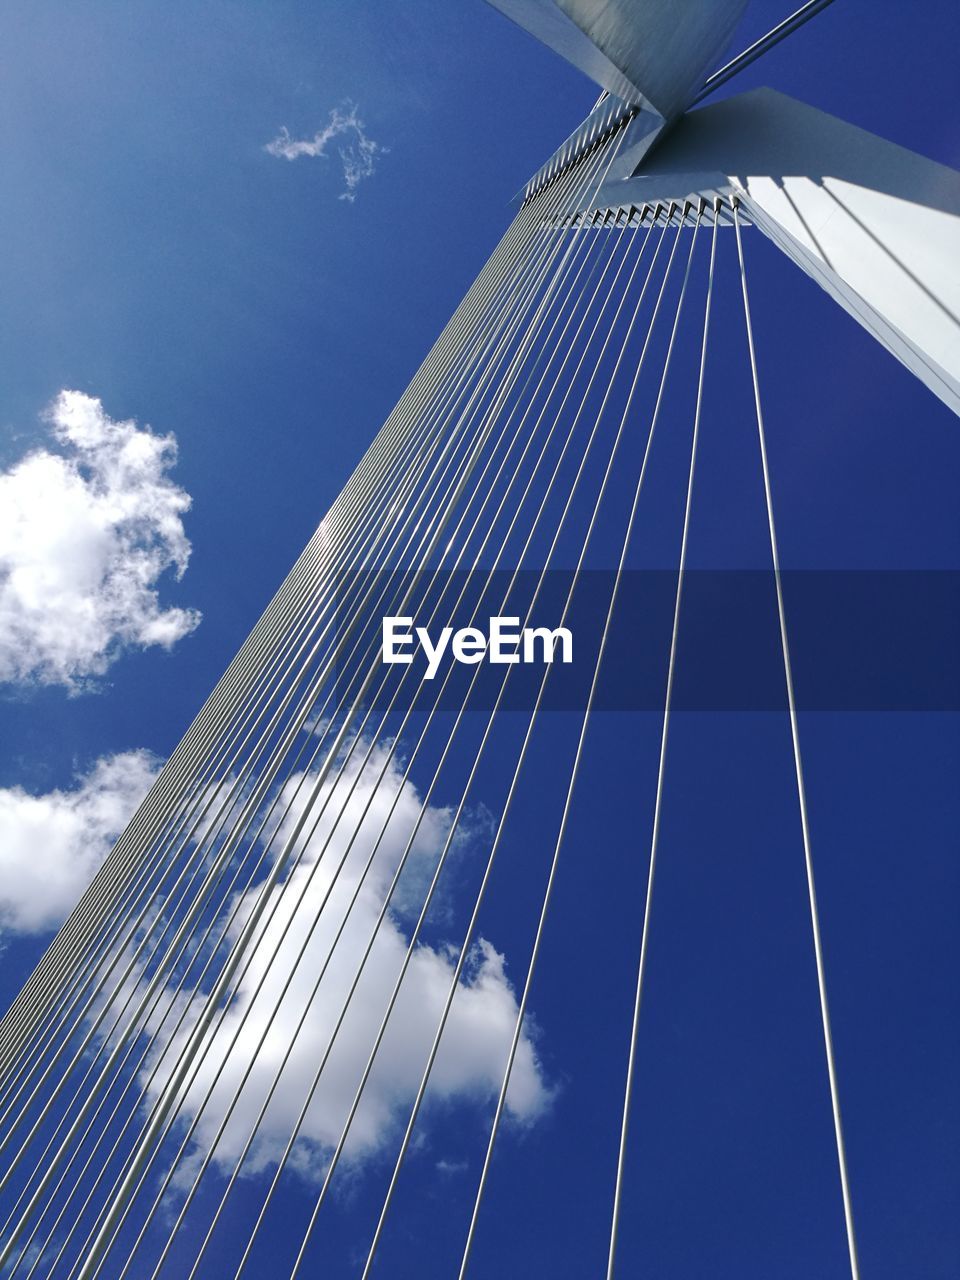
0,2,958,1277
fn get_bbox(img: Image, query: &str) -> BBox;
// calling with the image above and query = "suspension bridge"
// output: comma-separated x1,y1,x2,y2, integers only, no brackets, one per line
0,2,957,1276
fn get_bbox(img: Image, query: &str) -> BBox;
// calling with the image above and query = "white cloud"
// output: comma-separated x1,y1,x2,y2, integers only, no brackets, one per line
0,390,201,690
143,740,552,1187
0,751,160,935
265,101,386,202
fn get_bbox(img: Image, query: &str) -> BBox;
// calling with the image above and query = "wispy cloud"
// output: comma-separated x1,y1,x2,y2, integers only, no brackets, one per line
0,391,200,690
264,100,386,202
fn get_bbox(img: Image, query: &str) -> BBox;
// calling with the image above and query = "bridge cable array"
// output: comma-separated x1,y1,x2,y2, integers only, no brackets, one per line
0,117,857,1279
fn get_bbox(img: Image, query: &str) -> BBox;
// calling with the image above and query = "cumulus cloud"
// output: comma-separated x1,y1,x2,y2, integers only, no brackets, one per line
265,101,386,202
0,750,160,934
0,390,201,689
143,740,552,1186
